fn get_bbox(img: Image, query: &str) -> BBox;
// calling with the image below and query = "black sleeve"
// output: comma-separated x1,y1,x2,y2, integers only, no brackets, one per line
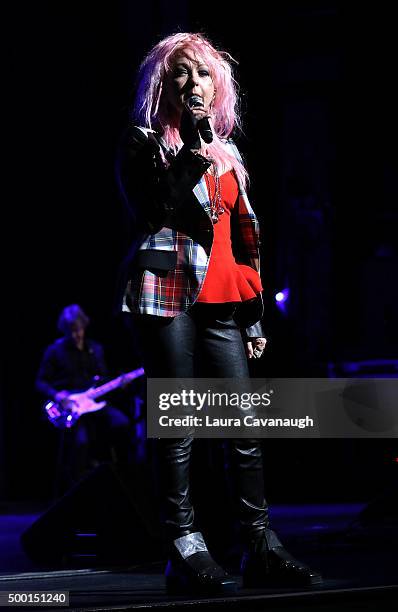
117,126,211,234
35,346,60,400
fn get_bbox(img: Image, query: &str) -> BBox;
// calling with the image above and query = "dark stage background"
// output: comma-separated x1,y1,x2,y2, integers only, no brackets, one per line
2,1,398,505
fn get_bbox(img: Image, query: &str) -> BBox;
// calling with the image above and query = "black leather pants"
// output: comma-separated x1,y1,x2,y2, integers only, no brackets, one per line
134,303,269,541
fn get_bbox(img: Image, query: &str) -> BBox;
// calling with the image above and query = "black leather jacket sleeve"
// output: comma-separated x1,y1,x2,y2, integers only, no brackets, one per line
117,126,211,234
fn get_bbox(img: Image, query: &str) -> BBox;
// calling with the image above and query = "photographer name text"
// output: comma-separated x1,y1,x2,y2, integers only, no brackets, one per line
158,415,314,429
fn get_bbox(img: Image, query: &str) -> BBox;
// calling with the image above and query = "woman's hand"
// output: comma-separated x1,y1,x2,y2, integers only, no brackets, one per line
246,337,267,359
179,106,211,151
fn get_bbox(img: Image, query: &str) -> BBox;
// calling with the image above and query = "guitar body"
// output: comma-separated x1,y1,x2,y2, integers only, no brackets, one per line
44,392,106,429
43,367,145,429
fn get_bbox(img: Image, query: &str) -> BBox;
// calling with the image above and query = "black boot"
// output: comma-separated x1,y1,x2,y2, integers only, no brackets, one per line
230,439,322,588
160,438,237,595
165,532,237,595
241,528,323,588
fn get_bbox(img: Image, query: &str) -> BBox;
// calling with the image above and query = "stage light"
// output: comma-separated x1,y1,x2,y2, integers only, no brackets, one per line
275,288,289,310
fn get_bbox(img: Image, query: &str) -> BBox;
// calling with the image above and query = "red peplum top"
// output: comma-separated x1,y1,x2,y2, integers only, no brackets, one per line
196,169,263,303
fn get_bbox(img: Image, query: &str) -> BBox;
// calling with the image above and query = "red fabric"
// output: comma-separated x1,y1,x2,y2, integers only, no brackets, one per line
197,170,263,303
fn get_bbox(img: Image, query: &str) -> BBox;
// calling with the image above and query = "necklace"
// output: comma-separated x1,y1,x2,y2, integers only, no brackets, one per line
204,161,224,223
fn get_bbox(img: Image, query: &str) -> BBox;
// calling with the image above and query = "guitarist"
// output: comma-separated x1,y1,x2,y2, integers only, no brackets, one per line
36,304,131,490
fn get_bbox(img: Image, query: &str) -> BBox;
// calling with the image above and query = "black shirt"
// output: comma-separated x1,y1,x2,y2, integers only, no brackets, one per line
36,337,108,400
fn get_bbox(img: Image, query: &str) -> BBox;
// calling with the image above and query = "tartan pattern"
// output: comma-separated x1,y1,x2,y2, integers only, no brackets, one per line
227,140,260,271
123,139,261,317
193,176,213,217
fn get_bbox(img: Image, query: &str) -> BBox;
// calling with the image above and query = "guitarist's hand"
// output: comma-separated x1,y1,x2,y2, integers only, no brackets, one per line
68,390,106,416
54,390,75,410
54,390,69,403
47,403,62,419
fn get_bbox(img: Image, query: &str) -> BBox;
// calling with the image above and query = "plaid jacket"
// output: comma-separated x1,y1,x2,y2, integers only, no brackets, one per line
118,126,264,337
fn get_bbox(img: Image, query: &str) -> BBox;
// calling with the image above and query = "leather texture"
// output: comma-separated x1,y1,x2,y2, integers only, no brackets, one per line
241,528,323,587
134,249,178,272
133,303,269,540
165,549,237,595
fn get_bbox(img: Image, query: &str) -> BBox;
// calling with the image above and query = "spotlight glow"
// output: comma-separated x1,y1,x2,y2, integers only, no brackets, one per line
275,289,289,303
275,288,290,312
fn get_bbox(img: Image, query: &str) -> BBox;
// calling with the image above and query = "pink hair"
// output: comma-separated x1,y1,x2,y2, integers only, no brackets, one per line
133,32,249,187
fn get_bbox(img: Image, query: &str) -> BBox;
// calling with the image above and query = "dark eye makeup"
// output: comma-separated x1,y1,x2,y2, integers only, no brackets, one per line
173,65,210,78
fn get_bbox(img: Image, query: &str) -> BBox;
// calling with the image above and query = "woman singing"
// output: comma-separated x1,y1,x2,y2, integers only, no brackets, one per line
117,32,322,595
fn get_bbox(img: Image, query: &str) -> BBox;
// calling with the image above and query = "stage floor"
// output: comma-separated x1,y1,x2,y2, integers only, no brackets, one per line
0,568,397,611
1,502,397,610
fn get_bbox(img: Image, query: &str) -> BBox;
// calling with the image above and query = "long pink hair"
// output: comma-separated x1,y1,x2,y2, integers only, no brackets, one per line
133,32,248,187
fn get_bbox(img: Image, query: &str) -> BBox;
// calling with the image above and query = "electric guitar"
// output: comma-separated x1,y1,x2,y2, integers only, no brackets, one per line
44,367,145,429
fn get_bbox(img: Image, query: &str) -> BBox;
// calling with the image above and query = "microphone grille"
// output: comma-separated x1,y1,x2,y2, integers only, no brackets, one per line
187,95,204,109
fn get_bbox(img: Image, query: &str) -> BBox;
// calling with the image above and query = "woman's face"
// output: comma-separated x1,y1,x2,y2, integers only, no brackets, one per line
164,49,215,116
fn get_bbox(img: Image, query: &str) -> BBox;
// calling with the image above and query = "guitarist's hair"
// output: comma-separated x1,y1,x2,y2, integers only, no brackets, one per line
57,304,90,334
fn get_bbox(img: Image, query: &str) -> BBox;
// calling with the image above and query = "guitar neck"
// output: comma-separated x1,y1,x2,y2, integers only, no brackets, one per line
87,367,145,399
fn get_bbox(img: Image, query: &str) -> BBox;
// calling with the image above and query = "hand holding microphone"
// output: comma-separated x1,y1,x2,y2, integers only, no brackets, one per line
187,95,213,144
179,95,213,150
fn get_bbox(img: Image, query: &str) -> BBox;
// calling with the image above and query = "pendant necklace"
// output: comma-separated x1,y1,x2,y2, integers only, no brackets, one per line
205,161,224,223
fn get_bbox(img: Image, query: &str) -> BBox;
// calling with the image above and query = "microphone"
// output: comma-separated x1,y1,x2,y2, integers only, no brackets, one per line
186,95,213,144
